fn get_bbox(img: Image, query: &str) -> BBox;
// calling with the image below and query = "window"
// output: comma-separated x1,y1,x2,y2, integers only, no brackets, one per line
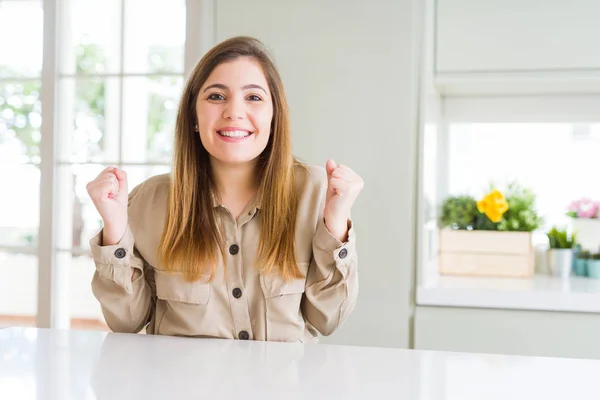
0,0,207,329
447,123,600,232
57,0,185,328
417,94,600,277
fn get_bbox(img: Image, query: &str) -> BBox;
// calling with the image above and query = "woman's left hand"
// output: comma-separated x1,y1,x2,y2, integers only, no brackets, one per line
324,159,364,242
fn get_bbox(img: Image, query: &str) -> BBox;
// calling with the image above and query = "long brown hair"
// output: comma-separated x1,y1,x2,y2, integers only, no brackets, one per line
158,36,303,282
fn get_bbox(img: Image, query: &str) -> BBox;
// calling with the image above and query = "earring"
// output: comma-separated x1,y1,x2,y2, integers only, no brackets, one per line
194,124,198,131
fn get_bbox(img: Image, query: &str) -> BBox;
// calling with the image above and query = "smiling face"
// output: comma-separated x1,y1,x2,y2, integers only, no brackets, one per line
196,57,274,166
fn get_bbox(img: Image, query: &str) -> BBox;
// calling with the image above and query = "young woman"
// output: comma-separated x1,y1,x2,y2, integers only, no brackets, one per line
86,36,363,343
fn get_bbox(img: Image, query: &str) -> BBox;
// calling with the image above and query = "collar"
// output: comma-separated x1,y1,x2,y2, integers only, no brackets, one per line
211,192,262,211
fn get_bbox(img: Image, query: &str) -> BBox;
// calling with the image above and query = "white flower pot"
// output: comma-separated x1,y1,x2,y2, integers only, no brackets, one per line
570,218,600,251
547,249,574,278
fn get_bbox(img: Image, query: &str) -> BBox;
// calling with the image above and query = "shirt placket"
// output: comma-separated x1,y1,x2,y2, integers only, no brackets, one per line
222,211,254,341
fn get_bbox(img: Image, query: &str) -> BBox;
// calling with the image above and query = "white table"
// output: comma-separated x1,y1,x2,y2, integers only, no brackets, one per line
1,328,600,399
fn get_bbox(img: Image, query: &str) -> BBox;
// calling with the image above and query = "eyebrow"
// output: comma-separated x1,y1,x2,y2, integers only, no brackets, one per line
203,83,268,95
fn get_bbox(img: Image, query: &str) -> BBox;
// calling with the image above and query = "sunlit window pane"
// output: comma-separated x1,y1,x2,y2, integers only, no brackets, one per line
0,165,40,247
123,0,186,74
122,76,183,164
0,253,38,325
0,81,42,164
0,1,43,78
448,123,600,230
57,77,120,163
58,0,122,75
62,251,108,330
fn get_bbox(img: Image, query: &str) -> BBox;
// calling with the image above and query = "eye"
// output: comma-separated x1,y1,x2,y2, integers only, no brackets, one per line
247,94,262,102
207,93,225,101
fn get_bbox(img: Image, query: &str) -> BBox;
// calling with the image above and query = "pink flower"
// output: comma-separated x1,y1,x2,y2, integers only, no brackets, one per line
568,197,600,218
579,207,597,218
568,201,581,212
572,198,599,218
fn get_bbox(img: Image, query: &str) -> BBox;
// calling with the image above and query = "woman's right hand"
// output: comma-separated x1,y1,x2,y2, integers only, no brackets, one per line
86,167,129,245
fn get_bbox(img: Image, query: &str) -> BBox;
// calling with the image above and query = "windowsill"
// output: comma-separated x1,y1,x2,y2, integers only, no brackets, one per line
416,272,600,313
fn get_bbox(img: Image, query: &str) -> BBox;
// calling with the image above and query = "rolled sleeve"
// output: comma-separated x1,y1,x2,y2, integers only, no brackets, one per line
303,218,359,336
312,219,356,279
90,225,143,294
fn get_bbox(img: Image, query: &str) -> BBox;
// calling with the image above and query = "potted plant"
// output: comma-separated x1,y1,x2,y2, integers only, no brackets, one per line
440,195,479,230
567,197,599,218
497,183,543,232
587,252,600,279
438,182,541,278
573,249,590,277
546,226,577,278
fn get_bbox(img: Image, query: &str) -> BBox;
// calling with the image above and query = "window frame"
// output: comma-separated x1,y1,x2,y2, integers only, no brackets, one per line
416,93,600,286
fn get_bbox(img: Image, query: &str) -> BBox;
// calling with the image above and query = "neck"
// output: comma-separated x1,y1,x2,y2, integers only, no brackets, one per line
210,158,258,199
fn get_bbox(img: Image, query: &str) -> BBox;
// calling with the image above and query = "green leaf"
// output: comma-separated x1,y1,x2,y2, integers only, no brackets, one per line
496,181,542,232
546,226,576,249
439,195,478,230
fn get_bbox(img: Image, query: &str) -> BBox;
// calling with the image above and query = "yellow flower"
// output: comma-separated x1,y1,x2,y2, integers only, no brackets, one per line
477,189,509,223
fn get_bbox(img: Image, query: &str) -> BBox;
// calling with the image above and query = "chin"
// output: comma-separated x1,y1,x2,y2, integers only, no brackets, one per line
212,152,261,165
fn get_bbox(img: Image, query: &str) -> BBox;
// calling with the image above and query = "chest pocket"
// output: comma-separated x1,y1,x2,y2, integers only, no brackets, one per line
260,262,310,342
260,262,310,299
261,275,306,299
154,269,211,305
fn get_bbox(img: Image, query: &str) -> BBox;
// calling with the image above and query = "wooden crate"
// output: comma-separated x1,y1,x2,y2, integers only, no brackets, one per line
439,229,534,278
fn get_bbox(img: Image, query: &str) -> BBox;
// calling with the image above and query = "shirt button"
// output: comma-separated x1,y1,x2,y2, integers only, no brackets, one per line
114,248,126,259
229,244,240,255
339,248,348,259
239,330,250,340
232,288,242,299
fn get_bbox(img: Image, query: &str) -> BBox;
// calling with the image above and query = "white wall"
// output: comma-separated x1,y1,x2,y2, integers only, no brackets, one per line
214,0,424,348
434,0,600,95
444,95,600,123
435,0,600,73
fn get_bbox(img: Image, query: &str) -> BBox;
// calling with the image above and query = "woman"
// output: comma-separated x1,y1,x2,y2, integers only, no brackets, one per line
86,36,363,343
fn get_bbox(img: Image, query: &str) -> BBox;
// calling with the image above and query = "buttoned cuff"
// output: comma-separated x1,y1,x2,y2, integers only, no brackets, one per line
90,226,140,293
90,226,135,266
313,219,356,278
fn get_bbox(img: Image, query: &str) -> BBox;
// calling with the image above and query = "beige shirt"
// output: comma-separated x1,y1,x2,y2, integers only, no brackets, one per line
90,165,358,343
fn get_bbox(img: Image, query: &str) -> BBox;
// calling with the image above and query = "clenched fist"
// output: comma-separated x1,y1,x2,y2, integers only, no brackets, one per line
86,166,129,245
324,159,364,242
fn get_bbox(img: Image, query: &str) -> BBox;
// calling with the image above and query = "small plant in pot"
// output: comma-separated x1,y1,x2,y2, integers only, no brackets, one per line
546,226,577,278
587,252,600,279
439,195,479,230
574,249,590,277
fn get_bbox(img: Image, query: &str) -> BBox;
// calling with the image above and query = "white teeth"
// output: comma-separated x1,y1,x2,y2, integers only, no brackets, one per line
218,130,250,138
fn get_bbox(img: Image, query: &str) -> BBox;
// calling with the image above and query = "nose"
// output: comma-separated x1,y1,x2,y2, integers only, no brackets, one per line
222,96,244,120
